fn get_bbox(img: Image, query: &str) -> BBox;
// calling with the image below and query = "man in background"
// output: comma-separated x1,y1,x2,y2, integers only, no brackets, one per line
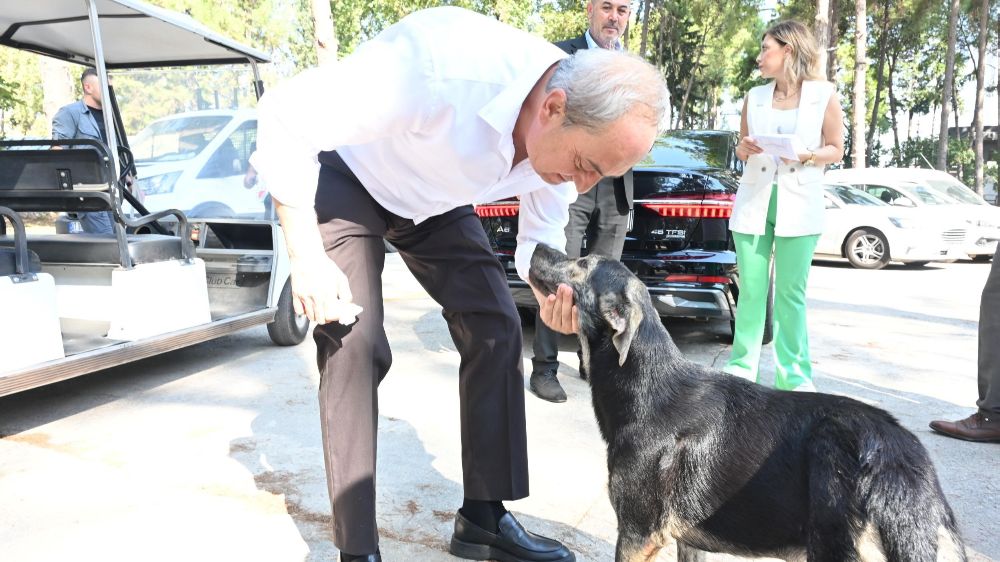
52,68,114,234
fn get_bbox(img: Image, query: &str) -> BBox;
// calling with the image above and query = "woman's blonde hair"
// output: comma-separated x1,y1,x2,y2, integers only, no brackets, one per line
764,20,825,86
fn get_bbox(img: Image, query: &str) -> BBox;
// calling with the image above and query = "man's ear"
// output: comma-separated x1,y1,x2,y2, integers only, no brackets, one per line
599,291,642,366
539,88,567,126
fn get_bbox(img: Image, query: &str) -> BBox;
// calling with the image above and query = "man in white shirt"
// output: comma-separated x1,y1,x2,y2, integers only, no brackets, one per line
250,7,668,562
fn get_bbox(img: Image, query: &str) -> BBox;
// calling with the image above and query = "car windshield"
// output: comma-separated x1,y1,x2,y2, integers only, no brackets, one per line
826,185,884,206
637,131,733,170
922,179,986,205
899,183,960,205
131,115,232,163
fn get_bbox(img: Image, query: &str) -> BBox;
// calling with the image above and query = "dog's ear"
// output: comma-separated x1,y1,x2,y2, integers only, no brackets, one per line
599,291,642,366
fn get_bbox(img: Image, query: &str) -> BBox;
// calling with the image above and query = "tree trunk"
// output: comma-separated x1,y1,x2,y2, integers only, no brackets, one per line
937,0,960,170
827,0,840,81
639,0,652,59
866,0,892,162
676,21,711,127
974,0,989,194
888,54,901,164
815,0,830,79
311,0,337,66
852,0,867,169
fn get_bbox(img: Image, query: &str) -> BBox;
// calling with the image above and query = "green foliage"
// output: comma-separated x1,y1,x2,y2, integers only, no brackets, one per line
897,136,975,179
0,46,46,138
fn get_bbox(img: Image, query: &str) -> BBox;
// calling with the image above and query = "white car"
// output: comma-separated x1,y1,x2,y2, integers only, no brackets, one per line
825,167,1000,260
131,109,268,218
816,184,967,269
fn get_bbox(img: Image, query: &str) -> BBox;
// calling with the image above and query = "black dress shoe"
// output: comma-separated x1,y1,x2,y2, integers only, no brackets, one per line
529,370,567,403
450,511,575,562
340,550,381,562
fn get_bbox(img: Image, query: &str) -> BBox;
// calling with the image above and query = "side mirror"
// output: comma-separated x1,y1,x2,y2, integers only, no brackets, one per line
892,197,915,208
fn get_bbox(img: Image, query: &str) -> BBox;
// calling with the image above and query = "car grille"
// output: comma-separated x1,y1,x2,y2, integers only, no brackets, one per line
942,229,966,244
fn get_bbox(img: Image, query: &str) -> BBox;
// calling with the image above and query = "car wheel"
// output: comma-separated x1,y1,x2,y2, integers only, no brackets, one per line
187,201,235,218
972,254,993,262
267,280,311,346
845,228,890,270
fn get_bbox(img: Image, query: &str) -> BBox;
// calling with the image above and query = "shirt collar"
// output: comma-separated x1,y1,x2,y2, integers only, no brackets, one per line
585,29,622,51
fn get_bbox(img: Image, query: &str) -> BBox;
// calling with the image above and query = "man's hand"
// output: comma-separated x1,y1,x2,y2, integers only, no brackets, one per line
275,197,361,325
532,283,578,335
289,253,361,325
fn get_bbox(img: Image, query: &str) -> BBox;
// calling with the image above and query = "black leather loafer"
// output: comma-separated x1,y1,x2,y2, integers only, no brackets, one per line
340,550,381,562
449,511,575,562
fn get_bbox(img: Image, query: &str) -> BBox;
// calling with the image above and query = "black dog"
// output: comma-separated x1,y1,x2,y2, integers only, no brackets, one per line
528,244,966,562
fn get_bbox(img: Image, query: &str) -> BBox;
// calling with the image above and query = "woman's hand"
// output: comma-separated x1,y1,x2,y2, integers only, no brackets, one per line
737,136,763,161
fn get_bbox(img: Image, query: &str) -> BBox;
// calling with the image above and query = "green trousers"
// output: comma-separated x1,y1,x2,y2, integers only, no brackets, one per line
725,184,819,390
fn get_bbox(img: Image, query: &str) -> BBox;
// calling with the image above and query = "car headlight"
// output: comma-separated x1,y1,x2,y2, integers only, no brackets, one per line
135,171,181,195
889,216,920,229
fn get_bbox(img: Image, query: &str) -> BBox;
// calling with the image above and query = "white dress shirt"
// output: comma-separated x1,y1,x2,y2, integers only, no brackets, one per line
250,6,577,282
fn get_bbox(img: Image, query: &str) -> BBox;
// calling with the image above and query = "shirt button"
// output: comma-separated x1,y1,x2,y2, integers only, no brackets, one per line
761,166,767,172
790,167,796,172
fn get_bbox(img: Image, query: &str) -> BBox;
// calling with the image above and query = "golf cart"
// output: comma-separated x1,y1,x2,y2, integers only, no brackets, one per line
0,0,307,397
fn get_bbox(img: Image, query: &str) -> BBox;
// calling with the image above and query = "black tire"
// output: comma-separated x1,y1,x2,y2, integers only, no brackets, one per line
187,201,235,219
844,228,890,270
729,268,774,345
267,280,311,346
972,254,993,262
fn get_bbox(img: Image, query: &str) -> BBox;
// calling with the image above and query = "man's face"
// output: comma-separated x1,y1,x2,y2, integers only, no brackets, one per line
587,0,631,49
525,89,655,194
82,75,102,105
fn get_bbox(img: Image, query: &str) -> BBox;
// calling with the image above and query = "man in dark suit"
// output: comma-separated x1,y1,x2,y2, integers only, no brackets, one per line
529,0,637,403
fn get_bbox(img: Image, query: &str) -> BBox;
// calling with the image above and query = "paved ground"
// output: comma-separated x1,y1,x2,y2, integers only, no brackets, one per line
0,255,997,561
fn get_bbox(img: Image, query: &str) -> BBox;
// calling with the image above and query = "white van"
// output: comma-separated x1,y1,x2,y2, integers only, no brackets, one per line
826,167,1000,260
133,109,266,218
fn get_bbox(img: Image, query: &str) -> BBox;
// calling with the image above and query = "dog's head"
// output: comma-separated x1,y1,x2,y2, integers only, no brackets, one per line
528,244,649,366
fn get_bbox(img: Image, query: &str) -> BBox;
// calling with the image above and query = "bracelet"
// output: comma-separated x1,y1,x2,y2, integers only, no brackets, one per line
804,152,816,166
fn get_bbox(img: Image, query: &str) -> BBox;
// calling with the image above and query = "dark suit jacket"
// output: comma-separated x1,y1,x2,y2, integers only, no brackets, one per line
554,33,635,213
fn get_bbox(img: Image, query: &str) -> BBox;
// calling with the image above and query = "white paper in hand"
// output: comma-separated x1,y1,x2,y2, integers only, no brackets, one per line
753,134,807,161
334,301,364,326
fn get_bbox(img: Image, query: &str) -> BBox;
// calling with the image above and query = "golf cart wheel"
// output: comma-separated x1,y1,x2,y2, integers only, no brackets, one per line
268,280,311,346
845,228,890,270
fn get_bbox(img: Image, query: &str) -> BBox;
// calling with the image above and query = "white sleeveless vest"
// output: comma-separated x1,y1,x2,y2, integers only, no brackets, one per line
729,80,837,237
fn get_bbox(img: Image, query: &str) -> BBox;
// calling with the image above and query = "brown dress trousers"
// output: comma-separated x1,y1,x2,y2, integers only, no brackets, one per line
311,152,529,554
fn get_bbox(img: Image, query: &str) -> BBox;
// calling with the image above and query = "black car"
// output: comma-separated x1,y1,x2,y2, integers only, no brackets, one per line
476,129,773,342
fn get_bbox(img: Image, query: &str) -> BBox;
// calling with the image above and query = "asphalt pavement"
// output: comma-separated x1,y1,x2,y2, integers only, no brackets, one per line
0,254,996,561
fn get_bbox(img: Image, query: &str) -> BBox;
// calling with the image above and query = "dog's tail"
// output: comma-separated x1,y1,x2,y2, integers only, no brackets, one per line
860,431,968,562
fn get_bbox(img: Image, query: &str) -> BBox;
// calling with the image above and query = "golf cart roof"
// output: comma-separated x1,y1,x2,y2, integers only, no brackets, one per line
0,0,270,69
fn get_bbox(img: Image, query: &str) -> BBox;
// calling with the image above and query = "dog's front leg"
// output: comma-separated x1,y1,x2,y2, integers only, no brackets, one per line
676,541,706,562
615,533,660,562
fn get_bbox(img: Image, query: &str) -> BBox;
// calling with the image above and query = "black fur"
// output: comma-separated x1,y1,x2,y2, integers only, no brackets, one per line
528,245,966,562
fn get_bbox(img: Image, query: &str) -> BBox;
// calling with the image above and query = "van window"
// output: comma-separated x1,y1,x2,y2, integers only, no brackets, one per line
132,115,232,163
200,120,257,179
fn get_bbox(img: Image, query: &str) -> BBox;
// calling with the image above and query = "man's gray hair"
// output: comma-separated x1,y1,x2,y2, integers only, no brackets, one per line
547,49,670,134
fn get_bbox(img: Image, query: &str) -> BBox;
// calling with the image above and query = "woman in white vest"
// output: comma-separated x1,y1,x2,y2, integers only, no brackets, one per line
725,20,844,391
